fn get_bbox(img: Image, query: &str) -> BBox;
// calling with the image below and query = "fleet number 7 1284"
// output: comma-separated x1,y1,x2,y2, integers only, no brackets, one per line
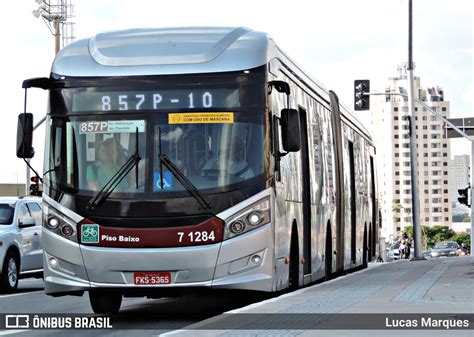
177,231,216,243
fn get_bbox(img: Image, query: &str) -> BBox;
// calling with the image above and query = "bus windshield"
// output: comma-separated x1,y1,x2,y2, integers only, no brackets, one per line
154,120,262,192
45,70,265,198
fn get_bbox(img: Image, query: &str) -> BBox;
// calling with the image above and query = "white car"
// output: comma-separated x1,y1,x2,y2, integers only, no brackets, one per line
387,242,401,261
387,242,414,261
0,196,43,292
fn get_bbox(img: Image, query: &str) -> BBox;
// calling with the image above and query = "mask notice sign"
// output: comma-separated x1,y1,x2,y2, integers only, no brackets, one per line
168,112,234,124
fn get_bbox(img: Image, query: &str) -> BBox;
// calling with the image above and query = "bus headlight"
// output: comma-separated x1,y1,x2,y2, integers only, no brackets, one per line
247,210,264,226
47,217,60,229
61,224,74,237
224,197,270,240
43,204,78,243
229,220,246,234
49,257,59,269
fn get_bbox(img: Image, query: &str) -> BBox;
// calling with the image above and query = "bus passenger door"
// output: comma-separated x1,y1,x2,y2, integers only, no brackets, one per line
299,107,312,279
369,155,377,261
328,91,344,273
348,141,357,264
270,86,294,291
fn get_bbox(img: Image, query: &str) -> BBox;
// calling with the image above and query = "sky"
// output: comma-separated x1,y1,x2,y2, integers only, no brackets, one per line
0,0,472,183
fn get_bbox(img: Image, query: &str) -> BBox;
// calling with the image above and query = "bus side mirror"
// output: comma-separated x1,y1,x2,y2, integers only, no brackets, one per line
280,109,301,152
16,113,35,159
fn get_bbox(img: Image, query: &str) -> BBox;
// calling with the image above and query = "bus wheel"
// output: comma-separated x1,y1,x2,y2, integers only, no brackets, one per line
325,222,332,281
89,291,122,314
362,223,368,268
288,227,299,290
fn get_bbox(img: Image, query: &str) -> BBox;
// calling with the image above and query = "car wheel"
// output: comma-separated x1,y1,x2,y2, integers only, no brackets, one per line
1,252,19,292
89,291,122,314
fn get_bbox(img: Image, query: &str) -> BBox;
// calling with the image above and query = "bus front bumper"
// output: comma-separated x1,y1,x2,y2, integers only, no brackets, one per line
43,223,273,296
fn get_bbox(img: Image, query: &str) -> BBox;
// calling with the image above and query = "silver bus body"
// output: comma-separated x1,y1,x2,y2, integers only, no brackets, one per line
40,27,378,296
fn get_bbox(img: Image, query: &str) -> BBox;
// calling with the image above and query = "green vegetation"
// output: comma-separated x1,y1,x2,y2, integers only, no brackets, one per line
402,226,470,251
392,201,402,224
450,233,471,251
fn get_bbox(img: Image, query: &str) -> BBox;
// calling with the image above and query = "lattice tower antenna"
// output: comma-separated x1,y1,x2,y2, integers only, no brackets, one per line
32,0,76,54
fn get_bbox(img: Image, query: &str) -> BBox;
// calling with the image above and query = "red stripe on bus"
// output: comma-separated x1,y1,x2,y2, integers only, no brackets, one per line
77,216,224,248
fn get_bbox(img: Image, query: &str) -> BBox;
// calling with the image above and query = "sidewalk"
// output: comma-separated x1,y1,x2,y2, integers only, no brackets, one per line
163,256,473,337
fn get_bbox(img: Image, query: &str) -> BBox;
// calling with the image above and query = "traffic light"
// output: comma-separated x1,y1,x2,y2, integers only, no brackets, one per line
354,80,370,111
30,176,42,196
458,186,470,207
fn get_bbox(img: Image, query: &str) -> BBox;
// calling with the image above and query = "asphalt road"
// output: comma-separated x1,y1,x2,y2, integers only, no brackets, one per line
0,278,271,336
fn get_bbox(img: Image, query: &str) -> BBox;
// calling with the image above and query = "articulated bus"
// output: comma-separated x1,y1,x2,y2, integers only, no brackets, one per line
16,27,379,313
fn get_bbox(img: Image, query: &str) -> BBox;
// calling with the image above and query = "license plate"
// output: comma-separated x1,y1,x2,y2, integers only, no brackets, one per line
133,272,171,285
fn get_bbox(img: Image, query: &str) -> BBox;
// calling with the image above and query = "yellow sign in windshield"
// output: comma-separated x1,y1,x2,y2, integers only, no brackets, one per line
168,112,234,124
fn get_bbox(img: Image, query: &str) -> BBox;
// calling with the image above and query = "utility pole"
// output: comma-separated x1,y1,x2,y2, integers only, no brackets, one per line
27,0,75,195
407,0,424,260
471,144,473,255
471,143,473,255
53,16,61,55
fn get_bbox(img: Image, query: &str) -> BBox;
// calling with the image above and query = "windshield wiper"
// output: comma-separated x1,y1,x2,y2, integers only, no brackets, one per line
87,128,141,211
157,127,212,210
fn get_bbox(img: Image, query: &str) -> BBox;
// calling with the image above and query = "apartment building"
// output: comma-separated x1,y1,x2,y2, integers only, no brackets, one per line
374,73,451,236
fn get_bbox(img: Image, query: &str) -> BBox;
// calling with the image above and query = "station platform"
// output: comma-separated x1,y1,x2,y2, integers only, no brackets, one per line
165,256,473,336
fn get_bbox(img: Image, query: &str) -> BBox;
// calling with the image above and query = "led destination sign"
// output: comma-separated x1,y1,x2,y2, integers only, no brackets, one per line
72,88,240,112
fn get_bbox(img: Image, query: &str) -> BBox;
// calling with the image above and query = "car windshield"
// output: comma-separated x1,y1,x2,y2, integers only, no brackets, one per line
0,204,15,224
434,242,456,249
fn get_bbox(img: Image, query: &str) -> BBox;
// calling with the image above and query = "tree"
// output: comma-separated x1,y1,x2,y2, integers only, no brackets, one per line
392,201,403,224
427,226,454,248
402,225,428,250
451,233,471,252
404,226,413,238
399,225,469,250
392,202,403,213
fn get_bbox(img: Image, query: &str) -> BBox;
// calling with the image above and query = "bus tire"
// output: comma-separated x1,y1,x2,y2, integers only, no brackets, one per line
288,225,299,290
89,291,122,314
362,223,368,268
325,222,332,281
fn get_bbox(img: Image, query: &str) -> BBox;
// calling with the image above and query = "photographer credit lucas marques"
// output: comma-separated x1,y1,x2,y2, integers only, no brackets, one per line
385,316,470,329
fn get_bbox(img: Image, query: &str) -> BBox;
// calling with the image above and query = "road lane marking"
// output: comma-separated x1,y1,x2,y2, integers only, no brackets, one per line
0,291,43,299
